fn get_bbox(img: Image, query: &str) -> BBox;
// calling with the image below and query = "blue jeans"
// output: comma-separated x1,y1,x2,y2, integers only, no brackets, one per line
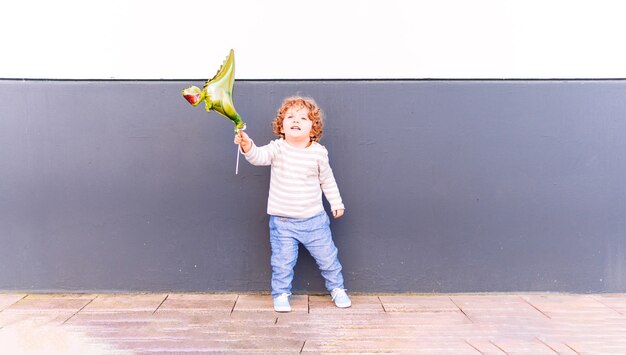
269,211,345,298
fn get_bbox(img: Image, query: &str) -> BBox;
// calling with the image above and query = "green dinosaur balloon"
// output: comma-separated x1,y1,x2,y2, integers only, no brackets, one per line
182,49,245,132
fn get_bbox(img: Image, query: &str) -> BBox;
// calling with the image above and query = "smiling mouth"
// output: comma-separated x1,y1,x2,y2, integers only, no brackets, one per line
290,126,301,130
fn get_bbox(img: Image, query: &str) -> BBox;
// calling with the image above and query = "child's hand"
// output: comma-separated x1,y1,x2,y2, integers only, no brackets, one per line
332,209,345,219
234,130,252,153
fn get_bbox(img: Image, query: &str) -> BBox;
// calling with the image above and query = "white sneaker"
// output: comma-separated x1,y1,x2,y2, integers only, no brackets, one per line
331,288,351,308
273,293,291,312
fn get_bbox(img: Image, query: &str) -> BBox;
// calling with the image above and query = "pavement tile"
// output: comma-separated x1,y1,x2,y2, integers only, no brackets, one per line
146,311,279,329
277,313,392,329
0,294,27,310
594,294,626,314
0,322,123,354
232,294,308,313
302,339,479,353
383,311,474,325
70,319,228,340
300,329,480,341
524,295,623,321
152,310,231,322
111,338,305,352
567,341,626,354
3,294,95,313
379,295,458,312
467,312,551,325
463,308,549,322
280,314,481,344
465,339,507,354
450,294,533,310
521,294,607,310
141,311,233,330
542,311,623,322
536,339,579,354
0,311,73,327
81,293,167,313
1,292,625,353
157,293,237,313
309,295,384,314
227,311,281,323
277,312,473,328
80,326,189,341
65,311,160,327
588,295,626,316
490,339,558,354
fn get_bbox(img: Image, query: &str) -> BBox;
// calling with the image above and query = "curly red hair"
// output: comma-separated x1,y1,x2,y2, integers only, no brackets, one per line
272,96,324,142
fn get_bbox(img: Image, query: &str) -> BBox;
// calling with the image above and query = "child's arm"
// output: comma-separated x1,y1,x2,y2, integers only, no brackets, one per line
233,131,278,166
319,148,345,218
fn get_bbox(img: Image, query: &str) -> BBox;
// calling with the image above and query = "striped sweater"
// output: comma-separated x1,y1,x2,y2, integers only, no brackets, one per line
243,138,345,218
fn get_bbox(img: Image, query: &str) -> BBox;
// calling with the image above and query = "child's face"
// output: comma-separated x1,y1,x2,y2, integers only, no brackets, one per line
282,106,313,141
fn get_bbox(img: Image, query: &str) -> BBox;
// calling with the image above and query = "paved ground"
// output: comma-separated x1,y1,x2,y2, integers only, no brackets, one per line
0,293,625,354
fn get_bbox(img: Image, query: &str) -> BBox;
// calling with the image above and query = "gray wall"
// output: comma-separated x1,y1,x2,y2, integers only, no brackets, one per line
1,79,625,293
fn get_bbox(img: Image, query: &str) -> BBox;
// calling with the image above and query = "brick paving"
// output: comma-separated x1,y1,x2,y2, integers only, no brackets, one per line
0,293,625,354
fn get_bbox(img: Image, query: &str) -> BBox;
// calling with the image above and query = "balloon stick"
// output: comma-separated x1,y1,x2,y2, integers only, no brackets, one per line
235,146,241,175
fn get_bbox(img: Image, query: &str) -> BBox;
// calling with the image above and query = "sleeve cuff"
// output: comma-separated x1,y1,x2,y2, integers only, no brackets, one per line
331,203,345,211
240,140,255,156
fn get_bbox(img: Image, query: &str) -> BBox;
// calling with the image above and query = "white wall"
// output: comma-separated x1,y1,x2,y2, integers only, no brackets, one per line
2,0,626,79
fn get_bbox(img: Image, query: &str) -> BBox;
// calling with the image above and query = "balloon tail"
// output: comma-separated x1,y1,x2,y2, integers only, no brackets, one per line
235,146,241,175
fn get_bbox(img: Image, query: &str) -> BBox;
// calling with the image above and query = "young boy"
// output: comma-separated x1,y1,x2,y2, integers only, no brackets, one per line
234,96,351,312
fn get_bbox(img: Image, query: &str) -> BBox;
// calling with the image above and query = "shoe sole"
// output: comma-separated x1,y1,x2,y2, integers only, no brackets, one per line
335,302,351,308
274,307,291,312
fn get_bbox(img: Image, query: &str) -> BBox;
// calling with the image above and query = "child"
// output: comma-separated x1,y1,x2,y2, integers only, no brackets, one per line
234,96,351,312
